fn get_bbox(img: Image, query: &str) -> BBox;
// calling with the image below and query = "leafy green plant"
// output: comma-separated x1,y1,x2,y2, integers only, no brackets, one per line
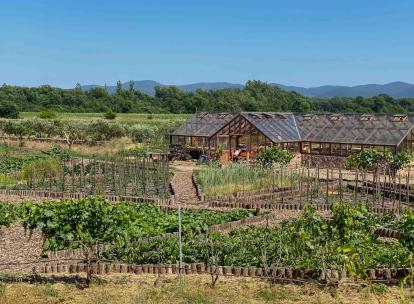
0,202,17,228
256,146,294,167
345,148,392,170
47,145,71,161
398,209,414,253
104,109,117,120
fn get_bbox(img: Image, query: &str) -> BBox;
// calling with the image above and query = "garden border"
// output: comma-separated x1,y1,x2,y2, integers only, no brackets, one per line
30,261,413,283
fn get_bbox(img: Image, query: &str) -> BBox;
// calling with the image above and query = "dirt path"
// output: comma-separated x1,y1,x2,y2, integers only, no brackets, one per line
170,161,200,206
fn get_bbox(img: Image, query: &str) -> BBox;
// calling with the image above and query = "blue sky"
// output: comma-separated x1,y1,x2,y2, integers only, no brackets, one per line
1,0,413,88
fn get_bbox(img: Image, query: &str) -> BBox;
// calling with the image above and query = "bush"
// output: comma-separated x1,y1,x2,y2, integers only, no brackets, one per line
345,148,412,171
345,148,393,170
48,145,71,161
128,124,156,143
0,100,19,118
86,120,126,142
398,209,414,253
104,109,117,120
256,146,294,167
38,109,58,119
0,202,17,227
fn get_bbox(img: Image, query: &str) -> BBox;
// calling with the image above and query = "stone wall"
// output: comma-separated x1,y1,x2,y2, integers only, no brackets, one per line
301,154,345,168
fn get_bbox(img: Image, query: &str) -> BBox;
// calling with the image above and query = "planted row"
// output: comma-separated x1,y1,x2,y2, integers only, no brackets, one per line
0,197,253,251
103,203,414,272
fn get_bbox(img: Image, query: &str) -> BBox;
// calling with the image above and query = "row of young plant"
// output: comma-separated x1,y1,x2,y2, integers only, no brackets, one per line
194,147,297,196
0,197,254,251
0,118,178,149
194,163,300,196
1,197,413,285
103,203,414,272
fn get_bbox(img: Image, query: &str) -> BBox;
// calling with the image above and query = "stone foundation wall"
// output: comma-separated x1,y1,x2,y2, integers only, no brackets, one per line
301,154,345,168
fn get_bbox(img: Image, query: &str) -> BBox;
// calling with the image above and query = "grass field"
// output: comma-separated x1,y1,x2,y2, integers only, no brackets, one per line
0,274,410,304
20,112,190,125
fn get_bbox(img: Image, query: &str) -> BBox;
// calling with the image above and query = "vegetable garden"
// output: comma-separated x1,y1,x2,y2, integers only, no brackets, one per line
1,197,413,278
0,147,171,198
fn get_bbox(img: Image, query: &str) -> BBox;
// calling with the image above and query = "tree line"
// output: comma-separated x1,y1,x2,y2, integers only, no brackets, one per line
1,80,414,115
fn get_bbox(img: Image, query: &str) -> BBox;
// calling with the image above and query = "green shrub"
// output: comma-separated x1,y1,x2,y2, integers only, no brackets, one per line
0,202,17,227
256,146,294,167
104,109,117,120
128,124,156,143
48,145,71,161
38,109,58,119
398,209,414,253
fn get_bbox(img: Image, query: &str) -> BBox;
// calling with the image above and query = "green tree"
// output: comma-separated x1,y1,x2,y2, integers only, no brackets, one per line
0,100,19,118
20,197,137,287
128,80,135,94
116,80,123,94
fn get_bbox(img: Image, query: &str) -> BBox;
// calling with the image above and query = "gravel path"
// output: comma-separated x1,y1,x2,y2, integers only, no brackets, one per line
170,161,200,205
0,223,43,272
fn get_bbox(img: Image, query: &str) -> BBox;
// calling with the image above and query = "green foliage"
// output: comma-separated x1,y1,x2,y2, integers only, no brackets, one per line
0,153,48,173
391,151,413,171
0,100,19,118
113,203,411,270
345,148,392,170
398,209,414,253
346,148,413,172
128,124,156,143
2,198,412,272
38,109,58,119
195,163,296,196
47,145,71,161
22,157,62,181
256,146,294,167
330,202,376,245
370,283,388,294
1,81,413,114
104,109,117,120
17,198,252,250
86,120,126,142
20,197,134,250
0,202,17,227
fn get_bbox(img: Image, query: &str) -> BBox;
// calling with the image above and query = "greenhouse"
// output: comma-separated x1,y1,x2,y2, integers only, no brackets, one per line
170,112,414,162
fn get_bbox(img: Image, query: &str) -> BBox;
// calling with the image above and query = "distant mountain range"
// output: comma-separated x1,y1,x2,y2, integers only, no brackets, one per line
82,81,414,98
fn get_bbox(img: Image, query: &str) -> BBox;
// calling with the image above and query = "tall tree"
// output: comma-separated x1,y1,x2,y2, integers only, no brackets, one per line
116,80,123,94
128,80,135,94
